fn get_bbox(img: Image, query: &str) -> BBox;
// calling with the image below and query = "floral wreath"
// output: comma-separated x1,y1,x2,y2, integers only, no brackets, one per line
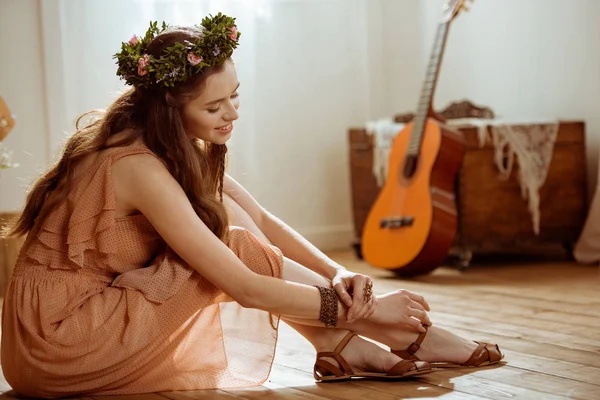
114,13,240,88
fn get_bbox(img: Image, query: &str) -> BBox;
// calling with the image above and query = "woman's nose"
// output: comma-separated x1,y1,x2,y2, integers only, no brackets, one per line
224,102,239,121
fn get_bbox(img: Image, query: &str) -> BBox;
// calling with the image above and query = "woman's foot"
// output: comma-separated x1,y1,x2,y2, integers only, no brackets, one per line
384,324,480,364
315,330,405,374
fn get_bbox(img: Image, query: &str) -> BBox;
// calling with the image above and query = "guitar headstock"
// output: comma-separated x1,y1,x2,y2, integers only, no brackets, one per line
441,0,473,23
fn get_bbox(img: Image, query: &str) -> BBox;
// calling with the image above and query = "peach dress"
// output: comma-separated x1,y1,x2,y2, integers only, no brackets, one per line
1,146,284,398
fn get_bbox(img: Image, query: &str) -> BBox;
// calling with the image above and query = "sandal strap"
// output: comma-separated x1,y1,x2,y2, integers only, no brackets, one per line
391,324,429,360
461,342,503,366
314,359,345,380
333,331,357,354
314,332,357,378
386,359,422,376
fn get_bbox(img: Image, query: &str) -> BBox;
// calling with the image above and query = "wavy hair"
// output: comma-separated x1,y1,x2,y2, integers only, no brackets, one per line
4,27,230,241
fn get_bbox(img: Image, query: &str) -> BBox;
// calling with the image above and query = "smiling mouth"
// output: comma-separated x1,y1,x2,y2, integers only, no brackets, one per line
216,123,233,133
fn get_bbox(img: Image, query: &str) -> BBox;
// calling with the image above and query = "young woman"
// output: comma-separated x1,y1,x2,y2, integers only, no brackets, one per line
0,14,502,398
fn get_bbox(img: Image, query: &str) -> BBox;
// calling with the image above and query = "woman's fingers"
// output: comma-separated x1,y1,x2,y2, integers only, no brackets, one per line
352,275,366,304
409,300,432,326
407,291,430,311
405,316,427,332
347,276,369,322
355,279,376,320
409,299,425,311
333,282,353,308
409,307,432,327
347,303,366,323
364,295,378,319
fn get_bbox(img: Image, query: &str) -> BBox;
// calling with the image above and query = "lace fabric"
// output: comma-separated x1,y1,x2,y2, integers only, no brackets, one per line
365,119,406,187
486,123,559,234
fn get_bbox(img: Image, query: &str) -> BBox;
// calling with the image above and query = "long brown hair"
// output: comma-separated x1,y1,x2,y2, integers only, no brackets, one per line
3,27,230,241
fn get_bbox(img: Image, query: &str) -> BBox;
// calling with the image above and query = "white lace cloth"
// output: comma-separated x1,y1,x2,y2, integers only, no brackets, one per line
365,119,405,187
364,118,559,235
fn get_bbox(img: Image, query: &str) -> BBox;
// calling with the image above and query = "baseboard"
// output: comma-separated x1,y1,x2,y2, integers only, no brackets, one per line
296,224,355,252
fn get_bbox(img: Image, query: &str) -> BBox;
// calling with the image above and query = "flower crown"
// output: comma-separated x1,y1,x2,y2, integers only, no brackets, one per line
114,13,241,89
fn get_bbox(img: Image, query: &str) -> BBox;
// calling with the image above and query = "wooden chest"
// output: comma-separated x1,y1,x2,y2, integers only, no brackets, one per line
348,121,588,262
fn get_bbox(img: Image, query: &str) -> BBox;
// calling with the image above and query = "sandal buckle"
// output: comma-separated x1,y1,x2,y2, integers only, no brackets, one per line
407,343,420,354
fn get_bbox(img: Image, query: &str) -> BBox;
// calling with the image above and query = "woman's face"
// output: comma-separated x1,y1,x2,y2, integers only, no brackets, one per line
180,59,240,144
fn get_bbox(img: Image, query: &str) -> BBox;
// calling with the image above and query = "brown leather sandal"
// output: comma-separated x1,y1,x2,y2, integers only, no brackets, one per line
391,324,504,368
314,332,432,382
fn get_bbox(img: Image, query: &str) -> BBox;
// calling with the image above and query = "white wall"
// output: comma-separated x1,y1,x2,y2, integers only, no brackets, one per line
419,0,600,191
380,0,424,117
1,0,599,251
232,0,377,248
0,0,49,211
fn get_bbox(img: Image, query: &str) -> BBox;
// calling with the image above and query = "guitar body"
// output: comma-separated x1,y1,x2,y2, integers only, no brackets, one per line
362,119,464,276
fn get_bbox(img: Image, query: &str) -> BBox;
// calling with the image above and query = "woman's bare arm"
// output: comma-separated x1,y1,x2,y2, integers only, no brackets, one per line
111,154,347,320
223,174,346,280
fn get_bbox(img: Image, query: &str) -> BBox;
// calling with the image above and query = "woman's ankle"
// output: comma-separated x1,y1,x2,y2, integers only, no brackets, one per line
316,332,404,374
312,329,352,352
350,320,420,350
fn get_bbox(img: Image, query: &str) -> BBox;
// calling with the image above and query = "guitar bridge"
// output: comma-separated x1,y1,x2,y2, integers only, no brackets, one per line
380,217,414,229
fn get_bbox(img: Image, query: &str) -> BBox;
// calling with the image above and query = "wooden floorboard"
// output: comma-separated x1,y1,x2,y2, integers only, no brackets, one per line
0,251,598,399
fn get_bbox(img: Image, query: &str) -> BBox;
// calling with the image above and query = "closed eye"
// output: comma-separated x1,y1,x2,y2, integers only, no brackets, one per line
207,93,239,113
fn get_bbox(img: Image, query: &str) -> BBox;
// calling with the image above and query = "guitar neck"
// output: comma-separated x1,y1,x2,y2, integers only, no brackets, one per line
407,21,451,156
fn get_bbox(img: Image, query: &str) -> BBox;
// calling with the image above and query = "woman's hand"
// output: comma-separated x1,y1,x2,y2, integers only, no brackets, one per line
367,289,432,332
331,269,377,323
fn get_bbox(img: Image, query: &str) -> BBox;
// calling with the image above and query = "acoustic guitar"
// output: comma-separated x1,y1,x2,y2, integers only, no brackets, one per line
361,0,471,276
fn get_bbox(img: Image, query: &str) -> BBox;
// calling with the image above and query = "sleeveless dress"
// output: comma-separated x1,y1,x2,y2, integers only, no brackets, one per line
1,146,284,398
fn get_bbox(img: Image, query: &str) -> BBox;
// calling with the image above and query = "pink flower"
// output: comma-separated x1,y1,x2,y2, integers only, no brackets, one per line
228,26,238,41
137,54,150,76
128,35,139,45
187,52,203,66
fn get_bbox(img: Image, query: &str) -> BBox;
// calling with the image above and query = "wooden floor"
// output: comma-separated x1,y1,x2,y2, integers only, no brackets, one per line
0,251,599,400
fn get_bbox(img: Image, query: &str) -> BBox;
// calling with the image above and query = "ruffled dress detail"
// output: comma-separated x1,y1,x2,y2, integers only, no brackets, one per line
1,146,284,398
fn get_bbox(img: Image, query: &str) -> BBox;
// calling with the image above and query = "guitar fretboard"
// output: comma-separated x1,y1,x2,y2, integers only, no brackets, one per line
407,21,450,156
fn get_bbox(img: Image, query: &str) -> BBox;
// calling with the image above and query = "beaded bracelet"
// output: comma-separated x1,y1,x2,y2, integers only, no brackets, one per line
313,285,339,328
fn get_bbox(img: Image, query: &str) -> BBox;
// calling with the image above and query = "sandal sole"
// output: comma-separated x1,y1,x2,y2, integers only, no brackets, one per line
316,368,432,382
429,360,503,369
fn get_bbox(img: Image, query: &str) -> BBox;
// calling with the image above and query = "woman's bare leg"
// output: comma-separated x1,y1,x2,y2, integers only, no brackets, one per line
224,194,478,364
281,257,478,364
282,320,408,374
224,195,408,372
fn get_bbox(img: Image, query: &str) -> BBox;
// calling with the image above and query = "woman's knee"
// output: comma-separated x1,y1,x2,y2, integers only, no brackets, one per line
226,227,329,287
224,195,270,243
227,226,283,278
